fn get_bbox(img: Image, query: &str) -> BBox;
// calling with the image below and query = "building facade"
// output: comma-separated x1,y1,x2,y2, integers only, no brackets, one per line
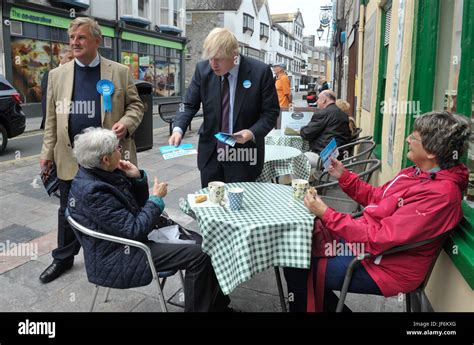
271,11,304,90
184,0,274,87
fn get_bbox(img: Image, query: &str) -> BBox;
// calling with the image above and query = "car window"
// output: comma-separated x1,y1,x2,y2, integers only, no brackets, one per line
0,82,13,91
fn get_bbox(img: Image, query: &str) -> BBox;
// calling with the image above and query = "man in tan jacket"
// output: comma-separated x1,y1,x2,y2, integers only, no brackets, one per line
39,17,144,283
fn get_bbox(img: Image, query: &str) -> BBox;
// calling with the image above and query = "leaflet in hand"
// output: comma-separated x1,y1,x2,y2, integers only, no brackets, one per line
214,132,236,147
159,143,197,160
319,138,339,171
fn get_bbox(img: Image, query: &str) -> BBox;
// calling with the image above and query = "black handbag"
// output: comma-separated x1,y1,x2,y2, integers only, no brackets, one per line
40,163,60,197
154,212,202,245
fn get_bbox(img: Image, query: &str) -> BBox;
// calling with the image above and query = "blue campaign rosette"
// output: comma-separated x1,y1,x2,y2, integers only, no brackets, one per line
96,80,115,112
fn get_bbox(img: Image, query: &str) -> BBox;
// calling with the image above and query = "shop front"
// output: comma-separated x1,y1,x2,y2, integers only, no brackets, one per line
2,3,185,118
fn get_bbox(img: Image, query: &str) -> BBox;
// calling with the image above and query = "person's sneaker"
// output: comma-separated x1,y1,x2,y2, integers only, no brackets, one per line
39,261,73,284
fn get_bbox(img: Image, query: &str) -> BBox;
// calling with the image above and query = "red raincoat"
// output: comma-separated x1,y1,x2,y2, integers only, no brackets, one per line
320,164,468,297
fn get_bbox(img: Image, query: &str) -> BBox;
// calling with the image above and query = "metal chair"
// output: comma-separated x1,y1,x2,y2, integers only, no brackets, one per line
311,140,376,182
336,230,453,312
338,139,376,167
315,159,381,214
66,212,185,312
350,127,363,142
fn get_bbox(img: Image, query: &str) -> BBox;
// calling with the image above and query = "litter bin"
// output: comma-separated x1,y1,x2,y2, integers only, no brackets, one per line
133,81,153,152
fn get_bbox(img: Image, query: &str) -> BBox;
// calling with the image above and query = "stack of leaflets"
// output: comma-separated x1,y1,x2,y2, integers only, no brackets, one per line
214,132,237,147
319,138,339,171
159,143,197,160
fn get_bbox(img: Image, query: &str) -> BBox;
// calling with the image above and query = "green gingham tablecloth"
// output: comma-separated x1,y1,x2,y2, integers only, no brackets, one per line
257,145,311,182
265,129,310,152
180,182,314,295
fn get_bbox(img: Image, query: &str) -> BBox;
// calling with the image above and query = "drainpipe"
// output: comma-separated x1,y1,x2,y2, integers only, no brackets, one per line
356,1,366,126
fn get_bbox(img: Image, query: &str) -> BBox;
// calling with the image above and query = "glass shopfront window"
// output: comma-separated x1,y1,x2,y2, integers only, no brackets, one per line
433,0,473,201
122,41,181,97
11,37,69,103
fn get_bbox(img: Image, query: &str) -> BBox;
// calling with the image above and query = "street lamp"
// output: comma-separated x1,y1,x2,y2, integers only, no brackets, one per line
317,25,324,40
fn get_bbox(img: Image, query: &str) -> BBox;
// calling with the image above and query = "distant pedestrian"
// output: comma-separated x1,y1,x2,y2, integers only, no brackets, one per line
271,62,292,107
40,47,74,130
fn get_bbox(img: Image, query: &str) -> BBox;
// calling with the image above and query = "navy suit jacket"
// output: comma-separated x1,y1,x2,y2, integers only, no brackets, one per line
174,55,279,178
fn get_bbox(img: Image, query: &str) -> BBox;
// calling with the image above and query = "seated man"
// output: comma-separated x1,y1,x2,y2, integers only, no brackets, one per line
68,127,229,312
285,111,471,311
300,90,351,169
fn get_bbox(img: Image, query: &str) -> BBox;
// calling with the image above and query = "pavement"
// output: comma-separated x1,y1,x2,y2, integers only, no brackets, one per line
0,94,403,312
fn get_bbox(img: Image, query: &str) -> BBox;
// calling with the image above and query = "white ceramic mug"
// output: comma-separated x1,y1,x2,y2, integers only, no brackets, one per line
292,179,309,200
208,181,225,204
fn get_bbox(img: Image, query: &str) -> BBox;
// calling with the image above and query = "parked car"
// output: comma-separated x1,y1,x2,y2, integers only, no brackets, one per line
0,75,26,153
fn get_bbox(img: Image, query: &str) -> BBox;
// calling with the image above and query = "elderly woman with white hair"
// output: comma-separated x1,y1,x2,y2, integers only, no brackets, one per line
68,127,230,312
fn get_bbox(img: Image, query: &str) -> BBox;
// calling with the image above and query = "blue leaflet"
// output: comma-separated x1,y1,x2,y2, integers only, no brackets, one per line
159,143,194,153
319,138,339,171
214,132,236,147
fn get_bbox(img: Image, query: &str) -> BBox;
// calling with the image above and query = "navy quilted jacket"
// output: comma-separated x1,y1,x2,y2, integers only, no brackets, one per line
68,167,164,288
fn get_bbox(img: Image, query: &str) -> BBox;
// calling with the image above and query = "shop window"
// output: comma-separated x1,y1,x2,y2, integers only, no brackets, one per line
433,0,463,113
432,1,472,201
122,51,139,79
11,38,68,103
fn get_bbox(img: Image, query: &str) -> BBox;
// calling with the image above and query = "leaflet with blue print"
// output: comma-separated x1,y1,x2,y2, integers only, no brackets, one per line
214,132,237,147
319,138,339,171
159,143,197,160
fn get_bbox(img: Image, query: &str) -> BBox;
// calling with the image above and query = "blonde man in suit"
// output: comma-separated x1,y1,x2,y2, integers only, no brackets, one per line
39,17,144,283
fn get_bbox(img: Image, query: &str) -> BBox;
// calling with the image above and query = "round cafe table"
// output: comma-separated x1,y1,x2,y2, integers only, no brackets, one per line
265,129,310,152
256,144,311,182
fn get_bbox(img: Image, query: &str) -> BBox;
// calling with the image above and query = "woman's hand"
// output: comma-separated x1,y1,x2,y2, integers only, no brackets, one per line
304,189,328,218
118,160,140,179
152,177,168,198
328,158,345,180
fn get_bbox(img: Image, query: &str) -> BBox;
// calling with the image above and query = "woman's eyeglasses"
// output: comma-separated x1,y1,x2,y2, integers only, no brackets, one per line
407,134,421,142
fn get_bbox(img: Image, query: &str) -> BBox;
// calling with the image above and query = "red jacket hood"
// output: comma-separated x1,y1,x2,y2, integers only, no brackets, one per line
403,164,468,192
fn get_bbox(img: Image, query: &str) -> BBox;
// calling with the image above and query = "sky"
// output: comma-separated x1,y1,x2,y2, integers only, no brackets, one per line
267,0,333,46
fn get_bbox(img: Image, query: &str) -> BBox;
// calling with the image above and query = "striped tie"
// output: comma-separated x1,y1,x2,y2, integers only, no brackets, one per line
217,73,230,151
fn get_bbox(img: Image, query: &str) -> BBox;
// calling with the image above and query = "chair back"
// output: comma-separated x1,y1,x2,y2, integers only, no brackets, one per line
339,139,376,167
315,159,381,214
65,210,159,284
350,127,363,142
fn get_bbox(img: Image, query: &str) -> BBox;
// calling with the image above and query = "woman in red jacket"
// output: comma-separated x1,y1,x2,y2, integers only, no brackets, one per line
284,111,471,312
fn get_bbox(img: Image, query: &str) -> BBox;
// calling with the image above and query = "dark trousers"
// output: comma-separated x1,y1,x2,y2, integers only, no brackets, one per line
200,150,258,188
148,241,230,312
284,255,382,312
52,179,81,263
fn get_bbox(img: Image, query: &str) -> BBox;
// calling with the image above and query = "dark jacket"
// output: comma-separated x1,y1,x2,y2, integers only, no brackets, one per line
40,71,49,130
174,54,279,179
68,167,164,288
300,103,351,154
